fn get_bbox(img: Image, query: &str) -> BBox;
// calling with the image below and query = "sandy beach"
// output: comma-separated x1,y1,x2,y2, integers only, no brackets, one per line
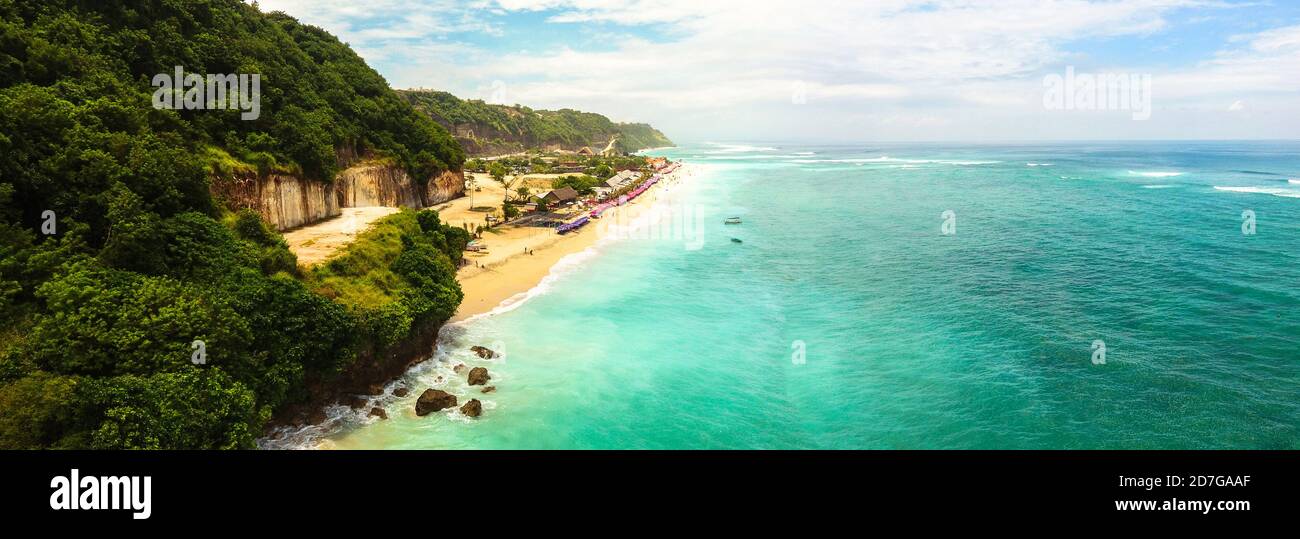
282,164,691,322
441,165,691,321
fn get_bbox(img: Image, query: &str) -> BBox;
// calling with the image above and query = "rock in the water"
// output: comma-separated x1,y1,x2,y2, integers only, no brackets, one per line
393,387,409,398
467,367,491,386
366,383,385,395
415,389,458,416
369,407,388,420
460,399,482,418
470,346,498,359
344,395,368,409
452,363,465,374
481,386,496,394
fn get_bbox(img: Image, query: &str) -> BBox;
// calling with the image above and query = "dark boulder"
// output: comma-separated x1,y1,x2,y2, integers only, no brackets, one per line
369,407,388,420
460,399,482,418
470,346,498,359
468,367,491,386
482,386,496,394
393,387,409,398
415,389,458,416
344,395,368,409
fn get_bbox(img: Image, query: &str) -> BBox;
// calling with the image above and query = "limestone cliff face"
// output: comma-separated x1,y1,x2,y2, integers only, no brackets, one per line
337,164,424,208
209,173,341,231
426,169,464,206
337,164,465,210
212,165,465,231
262,174,342,230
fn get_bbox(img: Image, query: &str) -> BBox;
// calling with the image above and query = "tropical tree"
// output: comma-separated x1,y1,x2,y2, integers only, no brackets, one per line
488,162,508,184
466,174,478,208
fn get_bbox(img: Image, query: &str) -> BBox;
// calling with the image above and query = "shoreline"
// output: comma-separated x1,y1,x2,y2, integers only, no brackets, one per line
259,162,692,448
450,163,693,322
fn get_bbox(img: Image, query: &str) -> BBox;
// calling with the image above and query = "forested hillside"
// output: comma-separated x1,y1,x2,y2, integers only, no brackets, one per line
400,90,672,156
0,0,466,448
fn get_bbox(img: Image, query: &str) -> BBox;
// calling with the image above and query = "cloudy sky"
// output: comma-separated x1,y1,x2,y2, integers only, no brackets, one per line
249,0,1300,143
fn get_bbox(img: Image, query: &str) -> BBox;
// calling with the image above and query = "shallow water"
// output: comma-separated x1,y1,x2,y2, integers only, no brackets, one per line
274,141,1300,449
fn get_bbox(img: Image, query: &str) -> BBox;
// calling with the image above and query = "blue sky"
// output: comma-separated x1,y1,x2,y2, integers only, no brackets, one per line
251,1,1300,142
1068,4,1300,67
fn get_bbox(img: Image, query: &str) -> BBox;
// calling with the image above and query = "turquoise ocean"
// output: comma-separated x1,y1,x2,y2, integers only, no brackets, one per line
268,141,1300,449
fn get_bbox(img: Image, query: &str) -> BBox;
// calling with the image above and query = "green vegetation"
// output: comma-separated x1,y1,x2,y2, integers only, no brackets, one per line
481,154,649,179
488,161,508,183
0,0,466,448
612,122,674,154
400,90,672,155
551,175,604,196
0,212,356,449
501,204,520,220
306,209,466,348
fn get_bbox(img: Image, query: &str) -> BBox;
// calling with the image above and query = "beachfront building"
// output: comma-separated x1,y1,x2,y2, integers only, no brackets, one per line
605,170,640,190
542,186,579,206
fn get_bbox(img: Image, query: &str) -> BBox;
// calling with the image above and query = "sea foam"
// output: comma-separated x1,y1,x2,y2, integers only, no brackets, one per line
1129,170,1184,178
458,246,604,324
1213,185,1300,198
798,156,1000,166
702,142,779,153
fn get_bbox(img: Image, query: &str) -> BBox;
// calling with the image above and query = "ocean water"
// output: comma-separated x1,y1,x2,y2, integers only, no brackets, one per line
287,141,1300,449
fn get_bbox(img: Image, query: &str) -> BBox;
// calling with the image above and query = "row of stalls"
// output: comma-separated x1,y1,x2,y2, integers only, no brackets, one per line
553,161,680,235
555,215,590,234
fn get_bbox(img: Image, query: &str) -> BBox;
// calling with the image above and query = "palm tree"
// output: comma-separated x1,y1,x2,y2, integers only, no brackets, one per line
466,174,478,208
501,175,519,201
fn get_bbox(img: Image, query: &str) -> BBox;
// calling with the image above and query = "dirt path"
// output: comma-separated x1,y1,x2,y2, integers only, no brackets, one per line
600,136,618,156
283,206,401,267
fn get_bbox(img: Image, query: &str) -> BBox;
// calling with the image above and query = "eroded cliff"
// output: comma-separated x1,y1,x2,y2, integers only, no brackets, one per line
212,165,465,231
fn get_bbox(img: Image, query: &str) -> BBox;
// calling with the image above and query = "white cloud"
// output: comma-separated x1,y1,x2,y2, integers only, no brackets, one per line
250,0,1300,140
1150,24,1300,103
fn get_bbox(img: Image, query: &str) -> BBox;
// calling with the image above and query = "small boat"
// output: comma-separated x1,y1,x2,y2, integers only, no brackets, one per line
730,238,743,244
724,217,742,224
